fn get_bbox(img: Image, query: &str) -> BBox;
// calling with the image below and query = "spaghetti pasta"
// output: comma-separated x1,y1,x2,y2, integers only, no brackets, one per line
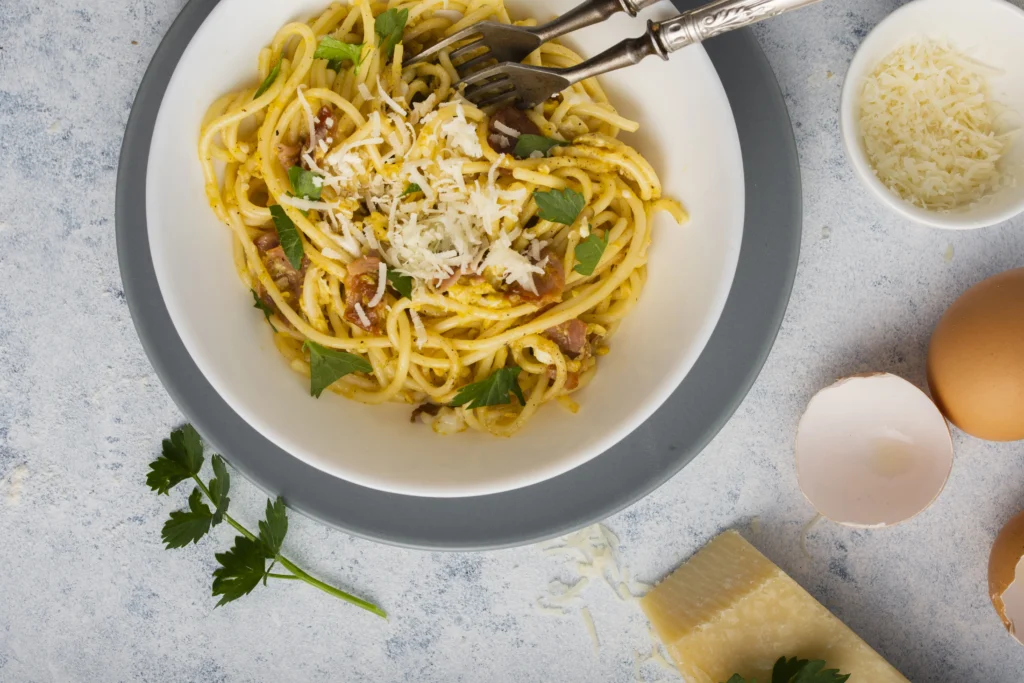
198,0,686,436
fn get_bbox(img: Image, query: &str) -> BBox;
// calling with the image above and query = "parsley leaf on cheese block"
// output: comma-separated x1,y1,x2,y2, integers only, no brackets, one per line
375,8,408,59
534,188,584,225
304,341,372,398
287,166,323,200
641,531,909,683
313,37,363,71
253,56,281,99
513,134,566,159
450,367,526,409
721,657,851,683
269,204,304,270
573,232,608,276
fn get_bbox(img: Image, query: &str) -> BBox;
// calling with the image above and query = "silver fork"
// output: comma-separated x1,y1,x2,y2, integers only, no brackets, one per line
406,0,661,74
458,0,824,109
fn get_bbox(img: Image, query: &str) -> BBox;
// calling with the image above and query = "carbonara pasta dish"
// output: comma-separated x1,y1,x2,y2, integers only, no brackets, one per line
198,0,686,436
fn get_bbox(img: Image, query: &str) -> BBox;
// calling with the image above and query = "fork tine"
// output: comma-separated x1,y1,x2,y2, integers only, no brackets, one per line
464,78,515,106
406,27,481,65
448,39,490,64
472,89,519,109
457,64,506,89
451,52,497,76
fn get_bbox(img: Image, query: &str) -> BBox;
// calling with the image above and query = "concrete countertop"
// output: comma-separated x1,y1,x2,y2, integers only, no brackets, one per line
1,0,1022,680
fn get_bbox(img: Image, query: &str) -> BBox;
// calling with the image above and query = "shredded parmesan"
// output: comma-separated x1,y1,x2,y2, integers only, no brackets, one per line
859,40,1012,210
354,302,371,328
368,261,387,307
493,120,521,138
376,76,407,116
580,607,599,653
357,82,374,101
408,309,426,348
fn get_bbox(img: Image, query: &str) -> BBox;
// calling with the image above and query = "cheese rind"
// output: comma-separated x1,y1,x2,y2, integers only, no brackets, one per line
640,531,909,683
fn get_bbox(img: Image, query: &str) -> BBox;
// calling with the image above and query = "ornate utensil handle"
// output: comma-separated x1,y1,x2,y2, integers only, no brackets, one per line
532,0,664,44
656,0,824,53
560,0,822,87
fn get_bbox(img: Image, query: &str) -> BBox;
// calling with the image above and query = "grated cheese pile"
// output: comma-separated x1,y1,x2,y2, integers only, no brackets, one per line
295,78,545,294
859,40,1011,211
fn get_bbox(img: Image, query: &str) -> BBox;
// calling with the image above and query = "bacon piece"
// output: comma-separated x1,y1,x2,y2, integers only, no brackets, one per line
410,403,442,424
488,106,540,155
254,231,306,312
546,365,580,391
276,143,300,169
343,255,384,333
544,319,588,358
510,248,565,306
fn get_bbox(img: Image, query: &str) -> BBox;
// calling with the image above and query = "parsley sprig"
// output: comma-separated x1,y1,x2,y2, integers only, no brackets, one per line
375,8,409,60
724,656,850,683
450,367,526,409
148,425,385,617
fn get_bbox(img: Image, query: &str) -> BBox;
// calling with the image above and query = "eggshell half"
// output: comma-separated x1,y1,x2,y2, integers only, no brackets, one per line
989,510,1024,645
795,373,954,527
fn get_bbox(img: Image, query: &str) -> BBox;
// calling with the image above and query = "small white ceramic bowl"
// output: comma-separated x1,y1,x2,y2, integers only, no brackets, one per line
147,0,745,497
840,0,1024,230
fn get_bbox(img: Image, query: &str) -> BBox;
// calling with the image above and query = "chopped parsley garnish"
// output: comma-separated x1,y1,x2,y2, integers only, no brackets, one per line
386,268,414,299
253,56,282,99
723,656,850,683
268,205,304,270
400,183,421,197
287,166,323,200
573,232,608,276
513,134,566,159
313,37,363,71
304,341,372,398
450,367,526,409
250,289,274,322
146,425,385,615
534,188,584,225
375,8,409,60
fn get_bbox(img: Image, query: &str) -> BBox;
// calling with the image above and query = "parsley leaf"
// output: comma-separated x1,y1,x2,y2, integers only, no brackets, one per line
251,289,274,322
161,488,214,549
450,367,525,409
375,8,409,59
209,455,231,526
401,183,421,197
304,341,372,398
313,36,363,71
573,232,608,276
258,496,288,557
212,536,268,607
776,658,849,683
386,268,413,299
146,425,204,495
269,205,304,270
287,166,323,200
253,56,282,99
721,657,850,683
534,188,584,225
513,134,566,159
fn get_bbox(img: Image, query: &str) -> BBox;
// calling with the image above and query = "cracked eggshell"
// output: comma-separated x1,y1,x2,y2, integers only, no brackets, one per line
795,373,954,527
990,510,1024,646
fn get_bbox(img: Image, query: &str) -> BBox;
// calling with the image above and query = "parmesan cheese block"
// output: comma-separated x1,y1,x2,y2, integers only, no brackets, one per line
640,531,909,683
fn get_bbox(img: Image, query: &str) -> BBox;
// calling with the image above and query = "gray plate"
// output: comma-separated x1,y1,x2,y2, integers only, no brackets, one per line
116,0,801,550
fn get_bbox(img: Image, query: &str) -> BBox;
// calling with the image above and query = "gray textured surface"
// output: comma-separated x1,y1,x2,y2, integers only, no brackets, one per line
1,0,1023,680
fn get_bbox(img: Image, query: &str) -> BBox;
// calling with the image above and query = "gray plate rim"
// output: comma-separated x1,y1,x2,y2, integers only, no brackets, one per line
116,0,801,551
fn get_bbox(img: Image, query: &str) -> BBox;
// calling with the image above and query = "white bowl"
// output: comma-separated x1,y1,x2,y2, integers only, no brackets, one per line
840,0,1024,230
147,0,744,497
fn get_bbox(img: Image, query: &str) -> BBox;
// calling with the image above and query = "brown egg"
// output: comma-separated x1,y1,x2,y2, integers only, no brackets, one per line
989,510,1024,644
927,268,1024,441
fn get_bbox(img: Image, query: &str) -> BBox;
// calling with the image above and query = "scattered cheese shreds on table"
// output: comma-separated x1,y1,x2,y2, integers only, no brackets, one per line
859,39,1015,211
535,524,678,682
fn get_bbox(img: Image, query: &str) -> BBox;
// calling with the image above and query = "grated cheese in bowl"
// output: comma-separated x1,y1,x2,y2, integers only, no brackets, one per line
858,39,1012,211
